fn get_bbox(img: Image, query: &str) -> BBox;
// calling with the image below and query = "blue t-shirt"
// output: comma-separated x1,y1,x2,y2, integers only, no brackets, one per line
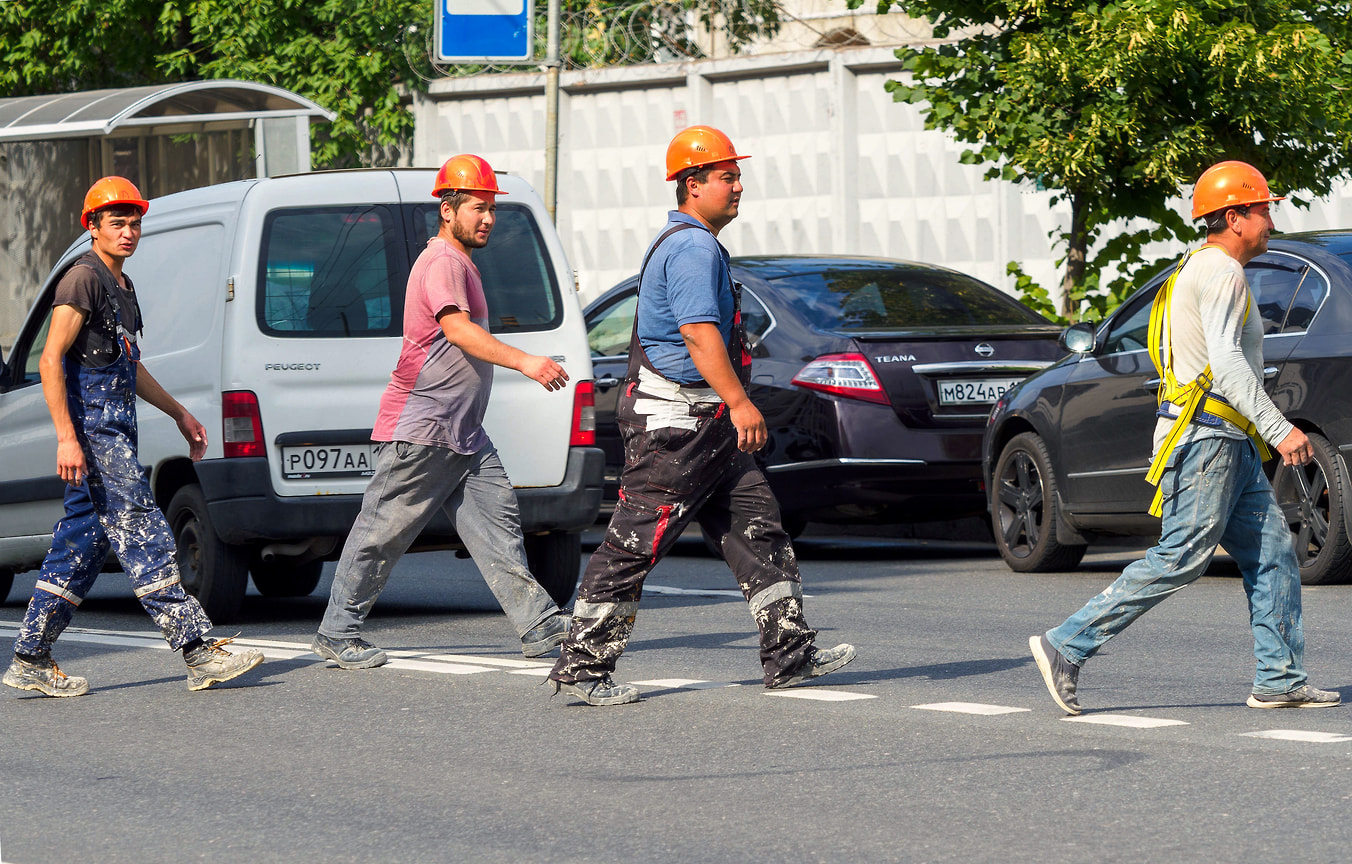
637,212,734,384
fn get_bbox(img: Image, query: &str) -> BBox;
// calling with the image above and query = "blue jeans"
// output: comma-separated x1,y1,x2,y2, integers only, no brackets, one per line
318,441,560,639
1047,436,1306,696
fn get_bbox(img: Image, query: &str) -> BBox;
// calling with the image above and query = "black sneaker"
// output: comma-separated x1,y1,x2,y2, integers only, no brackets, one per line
184,637,264,691
1246,684,1341,709
550,675,641,706
311,633,388,670
2,654,90,697
1030,634,1081,715
767,643,857,689
521,612,570,658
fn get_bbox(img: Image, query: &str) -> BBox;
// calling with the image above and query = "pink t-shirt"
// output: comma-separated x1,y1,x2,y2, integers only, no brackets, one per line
371,238,493,453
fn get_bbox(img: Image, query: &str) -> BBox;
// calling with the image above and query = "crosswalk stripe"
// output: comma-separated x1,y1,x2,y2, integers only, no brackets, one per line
632,678,740,690
1063,714,1189,728
913,702,1030,716
766,689,875,702
1241,730,1352,743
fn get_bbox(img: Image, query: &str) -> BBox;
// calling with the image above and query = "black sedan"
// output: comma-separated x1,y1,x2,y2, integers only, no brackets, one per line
984,231,1352,584
585,255,1065,533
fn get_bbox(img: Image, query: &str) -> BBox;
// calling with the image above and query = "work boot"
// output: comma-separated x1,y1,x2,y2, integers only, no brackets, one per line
3,654,90,697
1030,634,1081,715
521,611,570,658
184,637,264,691
1246,684,1341,709
767,643,857,689
550,674,641,706
311,633,388,670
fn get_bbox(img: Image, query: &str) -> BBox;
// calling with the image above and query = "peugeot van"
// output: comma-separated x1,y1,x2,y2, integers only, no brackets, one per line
0,169,603,623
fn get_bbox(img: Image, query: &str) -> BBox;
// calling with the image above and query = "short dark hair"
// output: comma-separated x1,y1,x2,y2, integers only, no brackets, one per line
89,204,141,229
1204,203,1251,233
674,165,713,206
437,190,473,227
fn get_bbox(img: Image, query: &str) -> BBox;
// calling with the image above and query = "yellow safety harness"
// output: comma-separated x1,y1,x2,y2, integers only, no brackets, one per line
1144,244,1272,516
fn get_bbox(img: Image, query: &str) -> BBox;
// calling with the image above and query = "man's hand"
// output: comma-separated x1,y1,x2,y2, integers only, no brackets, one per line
518,355,569,391
1277,427,1313,466
178,411,209,462
57,438,86,487
729,400,767,453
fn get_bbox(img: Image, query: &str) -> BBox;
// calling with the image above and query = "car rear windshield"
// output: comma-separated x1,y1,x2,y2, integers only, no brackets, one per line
764,264,1048,330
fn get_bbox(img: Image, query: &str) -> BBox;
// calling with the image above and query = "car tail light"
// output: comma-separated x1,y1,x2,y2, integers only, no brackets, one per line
222,390,266,458
791,353,890,405
570,380,596,446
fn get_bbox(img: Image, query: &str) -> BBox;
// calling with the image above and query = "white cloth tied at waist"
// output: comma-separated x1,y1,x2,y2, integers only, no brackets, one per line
633,366,723,431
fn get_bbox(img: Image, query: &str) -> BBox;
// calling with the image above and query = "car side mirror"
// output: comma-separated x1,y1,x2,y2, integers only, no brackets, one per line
1060,321,1096,354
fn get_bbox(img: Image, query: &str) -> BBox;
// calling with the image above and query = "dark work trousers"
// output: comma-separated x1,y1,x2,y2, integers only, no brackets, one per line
14,342,212,658
550,389,817,687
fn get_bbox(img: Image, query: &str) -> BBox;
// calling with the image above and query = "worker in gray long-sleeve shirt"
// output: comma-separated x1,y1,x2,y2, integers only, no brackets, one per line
1029,160,1340,715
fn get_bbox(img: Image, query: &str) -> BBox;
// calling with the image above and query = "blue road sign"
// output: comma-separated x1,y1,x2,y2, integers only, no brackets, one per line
434,0,535,63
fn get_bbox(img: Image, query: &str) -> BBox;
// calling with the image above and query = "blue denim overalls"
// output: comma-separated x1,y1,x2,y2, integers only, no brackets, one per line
15,260,212,656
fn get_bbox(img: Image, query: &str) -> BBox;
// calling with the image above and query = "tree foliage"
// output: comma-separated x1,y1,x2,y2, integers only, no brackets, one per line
851,0,1352,322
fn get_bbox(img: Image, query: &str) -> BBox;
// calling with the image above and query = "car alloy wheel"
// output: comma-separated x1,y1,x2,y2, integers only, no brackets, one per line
1273,431,1352,585
991,432,1086,572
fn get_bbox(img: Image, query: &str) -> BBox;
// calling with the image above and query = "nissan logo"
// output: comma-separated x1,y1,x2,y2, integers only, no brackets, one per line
974,343,995,357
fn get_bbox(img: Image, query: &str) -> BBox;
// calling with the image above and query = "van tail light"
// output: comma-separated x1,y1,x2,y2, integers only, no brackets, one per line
791,353,890,405
222,390,266,458
570,380,596,446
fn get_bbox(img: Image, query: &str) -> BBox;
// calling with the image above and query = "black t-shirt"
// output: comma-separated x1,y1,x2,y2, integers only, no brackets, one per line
53,252,143,368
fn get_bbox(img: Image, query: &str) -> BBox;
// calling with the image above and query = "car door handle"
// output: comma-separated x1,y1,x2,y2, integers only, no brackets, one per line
1264,366,1278,380
595,375,621,391
1143,378,1161,391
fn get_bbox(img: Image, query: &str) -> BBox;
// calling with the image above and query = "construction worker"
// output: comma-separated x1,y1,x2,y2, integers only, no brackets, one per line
1031,161,1339,714
4,177,264,697
547,126,855,706
311,154,573,668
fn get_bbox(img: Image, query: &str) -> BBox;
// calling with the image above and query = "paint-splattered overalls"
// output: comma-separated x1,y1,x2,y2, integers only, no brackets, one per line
550,223,817,688
14,257,212,657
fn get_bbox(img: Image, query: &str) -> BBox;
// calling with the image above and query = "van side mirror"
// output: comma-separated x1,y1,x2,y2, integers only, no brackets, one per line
1059,321,1096,354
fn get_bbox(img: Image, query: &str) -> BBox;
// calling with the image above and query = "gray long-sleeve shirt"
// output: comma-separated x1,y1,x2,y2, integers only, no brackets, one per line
1150,246,1293,456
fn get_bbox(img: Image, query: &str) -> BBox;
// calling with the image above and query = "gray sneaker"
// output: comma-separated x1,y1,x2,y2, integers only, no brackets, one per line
1030,634,1081,715
184,638,264,691
550,674,641,706
311,633,388,670
3,654,90,697
1246,684,1341,709
521,612,570,658
768,643,857,689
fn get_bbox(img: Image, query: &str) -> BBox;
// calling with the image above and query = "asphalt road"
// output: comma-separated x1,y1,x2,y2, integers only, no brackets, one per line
2,529,1352,864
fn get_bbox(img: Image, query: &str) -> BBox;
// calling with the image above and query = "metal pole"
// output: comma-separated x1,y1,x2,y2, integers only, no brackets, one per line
544,0,561,222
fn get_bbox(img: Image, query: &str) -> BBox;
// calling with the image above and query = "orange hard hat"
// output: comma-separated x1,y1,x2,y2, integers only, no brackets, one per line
665,125,749,181
432,154,504,198
81,176,149,229
1191,160,1284,219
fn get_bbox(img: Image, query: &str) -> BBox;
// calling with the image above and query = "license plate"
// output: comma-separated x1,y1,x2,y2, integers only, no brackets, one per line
282,444,376,479
937,378,1021,406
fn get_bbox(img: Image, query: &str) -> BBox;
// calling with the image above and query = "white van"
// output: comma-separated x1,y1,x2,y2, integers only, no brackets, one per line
0,169,603,622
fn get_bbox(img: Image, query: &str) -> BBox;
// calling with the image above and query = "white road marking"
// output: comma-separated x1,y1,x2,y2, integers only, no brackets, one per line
766,689,875,702
1063,714,1189,729
913,702,1031,716
632,678,740,690
1241,730,1352,743
644,584,813,600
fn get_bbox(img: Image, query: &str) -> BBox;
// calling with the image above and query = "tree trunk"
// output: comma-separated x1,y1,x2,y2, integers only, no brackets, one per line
1059,191,1088,321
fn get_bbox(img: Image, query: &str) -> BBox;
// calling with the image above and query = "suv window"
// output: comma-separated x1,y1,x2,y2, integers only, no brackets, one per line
409,203,562,334
587,290,636,357
1100,284,1159,355
1248,254,1327,334
258,205,404,337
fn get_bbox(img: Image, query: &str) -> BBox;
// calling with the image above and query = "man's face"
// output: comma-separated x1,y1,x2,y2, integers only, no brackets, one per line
689,161,743,229
1233,202,1274,258
90,210,142,260
446,191,496,249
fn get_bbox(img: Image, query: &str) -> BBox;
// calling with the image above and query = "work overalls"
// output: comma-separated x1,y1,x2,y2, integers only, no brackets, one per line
550,224,817,687
15,258,212,657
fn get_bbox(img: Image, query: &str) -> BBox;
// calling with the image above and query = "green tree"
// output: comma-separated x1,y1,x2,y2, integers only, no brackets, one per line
851,0,1352,322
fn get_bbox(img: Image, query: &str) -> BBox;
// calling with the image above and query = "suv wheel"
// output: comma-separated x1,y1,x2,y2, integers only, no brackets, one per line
524,531,582,607
991,432,1087,572
167,484,248,623
1274,431,1352,585
248,552,325,598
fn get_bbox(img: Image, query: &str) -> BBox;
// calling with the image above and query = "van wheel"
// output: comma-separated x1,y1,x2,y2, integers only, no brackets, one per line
1273,432,1352,585
524,531,582,607
249,553,324,598
0,568,13,604
168,484,248,623
991,432,1087,572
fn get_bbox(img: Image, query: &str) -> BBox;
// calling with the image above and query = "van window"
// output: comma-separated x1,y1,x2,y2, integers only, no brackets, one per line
258,206,404,337
407,203,562,333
